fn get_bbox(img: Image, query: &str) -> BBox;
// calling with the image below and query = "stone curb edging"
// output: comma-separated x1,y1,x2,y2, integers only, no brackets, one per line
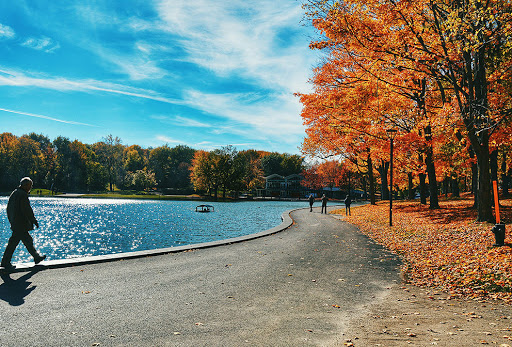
2,208,299,274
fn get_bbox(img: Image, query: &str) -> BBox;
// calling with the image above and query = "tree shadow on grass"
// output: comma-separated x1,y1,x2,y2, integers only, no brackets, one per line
395,198,512,226
395,201,478,225
0,270,40,306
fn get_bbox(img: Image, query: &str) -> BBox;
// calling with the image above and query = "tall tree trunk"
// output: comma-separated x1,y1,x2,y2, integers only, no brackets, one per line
451,175,460,197
468,128,493,222
490,149,498,204
361,175,368,200
469,146,478,208
461,47,493,222
419,173,427,205
472,162,478,208
476,147,493,222
502,151,510,197
507,168,512,197
408,172,415,200
490,149,498,182
425,143,439,209
368,154,376,205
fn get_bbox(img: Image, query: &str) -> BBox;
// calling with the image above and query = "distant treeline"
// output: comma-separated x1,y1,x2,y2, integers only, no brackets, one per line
0,133,303,195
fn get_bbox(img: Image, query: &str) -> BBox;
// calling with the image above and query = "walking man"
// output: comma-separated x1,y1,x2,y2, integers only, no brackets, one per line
308,194,315,212
344,195,352,216
321,194,328,214
1,177,46,270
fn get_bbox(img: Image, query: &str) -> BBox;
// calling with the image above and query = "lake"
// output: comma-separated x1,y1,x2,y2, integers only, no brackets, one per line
0,197,337,263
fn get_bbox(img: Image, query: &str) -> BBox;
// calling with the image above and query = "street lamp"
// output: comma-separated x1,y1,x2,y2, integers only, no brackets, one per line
386,128,398,226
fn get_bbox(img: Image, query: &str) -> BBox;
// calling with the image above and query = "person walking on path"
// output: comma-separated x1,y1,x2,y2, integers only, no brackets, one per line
344,195,352,216
1,177,46,270
321,194,328,214
308,194,315,212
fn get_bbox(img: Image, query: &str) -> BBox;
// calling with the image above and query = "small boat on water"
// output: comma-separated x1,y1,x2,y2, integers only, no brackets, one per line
195,204,214,213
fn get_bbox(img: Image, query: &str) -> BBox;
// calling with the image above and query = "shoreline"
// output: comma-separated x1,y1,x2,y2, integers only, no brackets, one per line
1,192,348,203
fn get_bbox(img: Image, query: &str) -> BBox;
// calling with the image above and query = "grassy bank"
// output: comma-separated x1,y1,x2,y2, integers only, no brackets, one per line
80,193,200,200
332,194,512,304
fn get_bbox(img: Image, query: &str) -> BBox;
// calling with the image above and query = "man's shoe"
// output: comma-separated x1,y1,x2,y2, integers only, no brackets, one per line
1,263,16,270
34,255,46,264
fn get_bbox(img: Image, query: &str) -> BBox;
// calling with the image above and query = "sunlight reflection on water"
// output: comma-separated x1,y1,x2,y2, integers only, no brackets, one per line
0,197,331,263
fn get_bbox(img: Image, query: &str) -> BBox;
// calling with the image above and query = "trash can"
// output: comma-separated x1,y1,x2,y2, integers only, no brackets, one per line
491,223,506,246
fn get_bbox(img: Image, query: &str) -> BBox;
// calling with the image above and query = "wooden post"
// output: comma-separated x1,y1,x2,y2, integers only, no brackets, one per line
493,180,500,224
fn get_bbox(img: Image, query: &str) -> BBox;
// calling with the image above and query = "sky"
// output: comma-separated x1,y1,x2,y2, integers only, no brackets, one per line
0,1,320,154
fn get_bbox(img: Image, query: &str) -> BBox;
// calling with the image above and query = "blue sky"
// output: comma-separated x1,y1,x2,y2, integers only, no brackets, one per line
0,1,319,154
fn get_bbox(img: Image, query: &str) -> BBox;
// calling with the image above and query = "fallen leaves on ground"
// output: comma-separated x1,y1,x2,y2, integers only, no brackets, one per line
333,195,512,303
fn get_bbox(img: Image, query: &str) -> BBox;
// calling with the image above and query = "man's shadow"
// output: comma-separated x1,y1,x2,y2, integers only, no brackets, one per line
0,270,39,306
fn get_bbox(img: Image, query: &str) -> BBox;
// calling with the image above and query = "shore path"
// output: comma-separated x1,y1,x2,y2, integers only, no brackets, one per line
0,205,401,347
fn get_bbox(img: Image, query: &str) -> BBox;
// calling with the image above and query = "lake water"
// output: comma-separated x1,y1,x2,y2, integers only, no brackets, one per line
0,197,338,263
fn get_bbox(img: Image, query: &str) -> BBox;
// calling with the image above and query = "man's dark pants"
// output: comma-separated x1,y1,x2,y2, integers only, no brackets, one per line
1,229,39,265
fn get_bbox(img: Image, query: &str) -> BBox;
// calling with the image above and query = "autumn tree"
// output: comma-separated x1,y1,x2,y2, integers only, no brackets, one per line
123,145,147,173
211,146,246,199
260,152,304,176
0,133,41,190
93,135,123,191
302,0,512,221
238,149,265,191
190,150,217,197
167,145,196,191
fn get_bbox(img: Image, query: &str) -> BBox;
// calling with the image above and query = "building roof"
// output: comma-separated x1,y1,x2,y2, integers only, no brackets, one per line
263,174,303,180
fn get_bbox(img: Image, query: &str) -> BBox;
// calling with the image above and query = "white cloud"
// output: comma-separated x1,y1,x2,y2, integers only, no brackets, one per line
173,115,211,128
0,67,183,104
22,36,60,53
88,41,168,80
150,114,211,128
182,89,305,142
0,23,15,39
156,135,181,144
155,0,316,93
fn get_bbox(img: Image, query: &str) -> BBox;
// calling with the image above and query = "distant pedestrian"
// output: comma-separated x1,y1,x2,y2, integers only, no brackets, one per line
344,195,352,216
321,194,328,214
308,194,315,212
1,177,46,270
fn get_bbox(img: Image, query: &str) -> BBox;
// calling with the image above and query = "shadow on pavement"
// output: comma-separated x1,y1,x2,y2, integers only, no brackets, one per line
0,270,39,306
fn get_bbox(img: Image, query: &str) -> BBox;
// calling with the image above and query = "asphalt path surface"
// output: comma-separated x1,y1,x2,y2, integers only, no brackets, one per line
0,205,401,347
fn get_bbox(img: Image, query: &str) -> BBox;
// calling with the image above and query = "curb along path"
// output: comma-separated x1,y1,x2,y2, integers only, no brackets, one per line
3,206,295,273
0,205,401,347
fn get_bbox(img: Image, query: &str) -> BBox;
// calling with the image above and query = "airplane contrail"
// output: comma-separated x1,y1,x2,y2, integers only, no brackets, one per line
0,107,97,127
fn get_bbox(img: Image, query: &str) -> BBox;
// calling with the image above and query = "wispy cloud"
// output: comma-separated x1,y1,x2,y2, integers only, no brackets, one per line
0,68,183,104
150,114,212,128
155,135,183,144
22,36,60,53
0,107,97,126
0,1,314,154
182,89,304,137
173,115,211,128
155,0,315,93
89,42,169,80
0,23,15,39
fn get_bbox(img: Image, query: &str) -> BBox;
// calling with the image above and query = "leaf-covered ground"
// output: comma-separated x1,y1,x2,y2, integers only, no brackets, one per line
332,194,512,304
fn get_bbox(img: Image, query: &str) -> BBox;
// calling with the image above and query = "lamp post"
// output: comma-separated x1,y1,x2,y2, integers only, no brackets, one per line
386,128,398,226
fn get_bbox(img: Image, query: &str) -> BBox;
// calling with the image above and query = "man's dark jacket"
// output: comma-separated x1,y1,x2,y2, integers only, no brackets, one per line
7,188,37,232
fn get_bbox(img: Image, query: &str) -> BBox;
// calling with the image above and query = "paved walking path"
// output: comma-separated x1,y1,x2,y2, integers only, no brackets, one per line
0,205,401,347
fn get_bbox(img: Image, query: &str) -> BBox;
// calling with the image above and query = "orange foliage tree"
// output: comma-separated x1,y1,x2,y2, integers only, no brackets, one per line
303,160,346,196
300,0,512,222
